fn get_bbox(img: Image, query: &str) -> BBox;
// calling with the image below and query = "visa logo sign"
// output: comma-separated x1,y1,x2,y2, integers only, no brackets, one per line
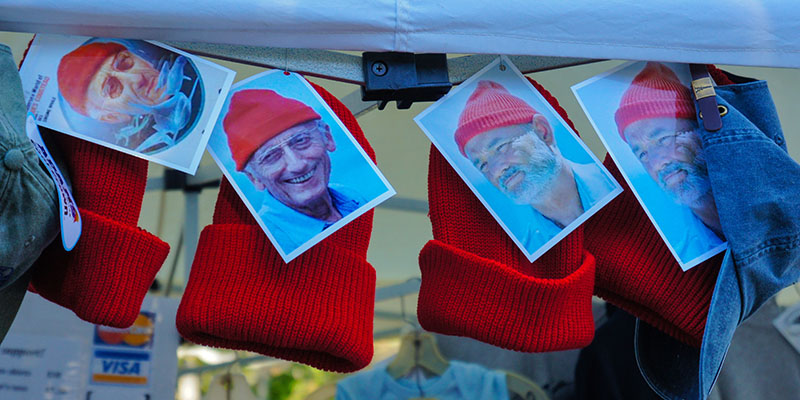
91,350,151,386
102,360,141,375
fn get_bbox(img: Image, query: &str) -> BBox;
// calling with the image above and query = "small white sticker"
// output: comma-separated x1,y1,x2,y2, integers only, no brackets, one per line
25,114,81,251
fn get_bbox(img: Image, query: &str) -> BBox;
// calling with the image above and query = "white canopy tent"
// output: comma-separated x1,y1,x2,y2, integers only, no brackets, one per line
1,0,799,68
4,3,800,396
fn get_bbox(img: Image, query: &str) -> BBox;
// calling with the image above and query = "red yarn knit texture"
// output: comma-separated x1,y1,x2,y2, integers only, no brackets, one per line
418,77,596,352
176,81,377,373
586,65,734,347
29,133,169,328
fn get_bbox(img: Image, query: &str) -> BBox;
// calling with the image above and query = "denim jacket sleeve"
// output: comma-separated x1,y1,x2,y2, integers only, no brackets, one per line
701,79,800,320
636,74,800,400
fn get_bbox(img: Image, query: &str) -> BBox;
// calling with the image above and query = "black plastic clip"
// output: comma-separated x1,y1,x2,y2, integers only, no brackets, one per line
361,52,451,110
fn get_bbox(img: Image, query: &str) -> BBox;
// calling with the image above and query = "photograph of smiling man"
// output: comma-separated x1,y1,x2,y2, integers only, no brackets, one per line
208,71,394,262
572,61,727,270
415,56,620,262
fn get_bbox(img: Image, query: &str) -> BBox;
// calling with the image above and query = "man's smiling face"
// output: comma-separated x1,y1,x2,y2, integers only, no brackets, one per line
244,119,336,212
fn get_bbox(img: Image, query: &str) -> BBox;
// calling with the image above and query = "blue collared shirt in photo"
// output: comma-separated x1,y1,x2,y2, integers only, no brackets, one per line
507,161,616,254
258,183,364,254
669,205,724,265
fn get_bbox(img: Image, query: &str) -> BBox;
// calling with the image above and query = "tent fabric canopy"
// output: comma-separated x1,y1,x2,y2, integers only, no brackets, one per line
1,0,799,68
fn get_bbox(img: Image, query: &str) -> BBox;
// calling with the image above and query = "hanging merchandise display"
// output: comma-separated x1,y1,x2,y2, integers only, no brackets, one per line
336,330,546,400
176,79,378,373
569,65,736,347
205,70,394,262
414,56,621,263
416,74,597,353
573,61,727,270
26,128,171,328
338,358,510,400
0,43,62,342
631,68,800,400
17,34,236,174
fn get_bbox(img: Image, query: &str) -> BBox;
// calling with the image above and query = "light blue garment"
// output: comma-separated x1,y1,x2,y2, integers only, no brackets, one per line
508,160,617,254
670,205,725,265
257,183,364,254
635,76,800,400
335,360,509,400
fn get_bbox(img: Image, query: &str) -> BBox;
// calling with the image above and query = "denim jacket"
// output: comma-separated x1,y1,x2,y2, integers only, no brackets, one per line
634,71,800,400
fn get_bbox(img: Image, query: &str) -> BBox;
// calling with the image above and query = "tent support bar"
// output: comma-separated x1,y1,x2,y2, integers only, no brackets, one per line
166,41,600,86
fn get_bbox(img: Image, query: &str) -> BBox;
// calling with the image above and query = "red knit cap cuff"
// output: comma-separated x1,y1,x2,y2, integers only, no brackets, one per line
593,254,721,348
417,239,595,352
596,288,706,347
30,208,169,328
176,224,376,373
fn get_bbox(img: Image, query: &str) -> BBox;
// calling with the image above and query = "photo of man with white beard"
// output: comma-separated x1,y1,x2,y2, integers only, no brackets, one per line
572,61,727,270
415,57,621,262
457,80,616,248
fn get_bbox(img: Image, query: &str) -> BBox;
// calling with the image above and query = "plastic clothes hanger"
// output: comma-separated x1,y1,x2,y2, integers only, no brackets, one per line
203,372,257,400
203,353,258,400
386,294,450,379
505,371,550,400
386,330,450,379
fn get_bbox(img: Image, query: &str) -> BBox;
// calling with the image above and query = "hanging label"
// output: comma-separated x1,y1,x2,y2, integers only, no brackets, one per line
25,113,81,251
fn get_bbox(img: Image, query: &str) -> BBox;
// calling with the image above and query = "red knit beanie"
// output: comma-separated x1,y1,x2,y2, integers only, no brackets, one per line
176,80,376,373
614,61,696,141
57,42,126,116
588,65,733,347
418,78,595,352
454,80,539,156
29,132,170,328
223,89,321,171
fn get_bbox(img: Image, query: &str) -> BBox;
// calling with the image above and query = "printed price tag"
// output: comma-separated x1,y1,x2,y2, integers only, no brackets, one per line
25,113,81,251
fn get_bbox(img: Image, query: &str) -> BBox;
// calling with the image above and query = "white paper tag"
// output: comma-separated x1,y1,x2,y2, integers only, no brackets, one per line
773,301,800,356
25,113,81,251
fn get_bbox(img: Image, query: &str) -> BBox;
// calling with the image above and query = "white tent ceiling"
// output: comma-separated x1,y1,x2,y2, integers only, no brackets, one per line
1,0,799,68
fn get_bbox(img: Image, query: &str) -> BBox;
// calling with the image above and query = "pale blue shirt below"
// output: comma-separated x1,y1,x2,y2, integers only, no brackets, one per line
257,183,364,254
505,161,617,254
667,204,725,265
335,360,509,400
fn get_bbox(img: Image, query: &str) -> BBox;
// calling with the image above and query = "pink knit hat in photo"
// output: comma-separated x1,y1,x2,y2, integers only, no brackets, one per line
454,80,539,156
614,61,696,141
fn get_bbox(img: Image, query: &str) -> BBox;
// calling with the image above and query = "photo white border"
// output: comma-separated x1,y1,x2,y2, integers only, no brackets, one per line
21,34,236,175
415,55,622,263
571,61,727,270
207,70,396,263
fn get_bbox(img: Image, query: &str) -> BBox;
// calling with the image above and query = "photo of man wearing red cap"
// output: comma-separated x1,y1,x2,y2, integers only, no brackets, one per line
55,38,203,153
572,61,727,270
207,71,394,261
416,57,620,262
19,34,235,174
